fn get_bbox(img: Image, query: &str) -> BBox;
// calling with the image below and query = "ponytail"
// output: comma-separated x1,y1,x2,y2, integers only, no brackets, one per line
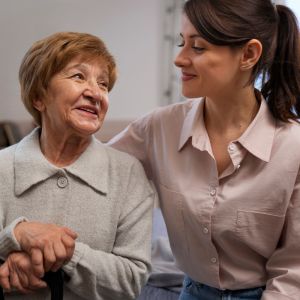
261,5,300,122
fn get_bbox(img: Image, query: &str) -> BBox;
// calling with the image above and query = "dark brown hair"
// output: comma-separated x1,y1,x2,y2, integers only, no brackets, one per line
19,32,117,125
184,0,300,122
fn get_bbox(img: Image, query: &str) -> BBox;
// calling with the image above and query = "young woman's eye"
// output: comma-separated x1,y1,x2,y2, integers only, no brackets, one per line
192,46,205,53
176,35,184,47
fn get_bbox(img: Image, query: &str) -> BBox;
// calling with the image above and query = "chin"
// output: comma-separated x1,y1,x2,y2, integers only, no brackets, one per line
73,122,102,137
182,89,203,99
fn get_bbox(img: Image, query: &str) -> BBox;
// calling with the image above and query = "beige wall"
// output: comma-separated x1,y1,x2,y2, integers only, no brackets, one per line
0,0,165,122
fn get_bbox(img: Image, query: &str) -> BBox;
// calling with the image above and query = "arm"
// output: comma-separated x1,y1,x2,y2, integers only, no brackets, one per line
62,161,155,300
108,113,153,179
262,171,300,300
0,217,28,261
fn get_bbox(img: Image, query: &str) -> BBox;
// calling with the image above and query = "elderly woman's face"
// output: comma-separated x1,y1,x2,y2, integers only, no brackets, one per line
35,56,109,136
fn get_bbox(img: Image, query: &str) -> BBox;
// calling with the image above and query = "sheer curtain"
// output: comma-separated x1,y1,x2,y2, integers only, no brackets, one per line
161,0,185,105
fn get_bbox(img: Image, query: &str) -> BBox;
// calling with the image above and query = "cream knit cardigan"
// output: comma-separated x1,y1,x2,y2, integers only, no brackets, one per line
0,128,154,300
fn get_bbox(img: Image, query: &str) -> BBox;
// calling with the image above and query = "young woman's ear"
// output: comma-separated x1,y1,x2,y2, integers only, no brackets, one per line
240,39,262,70
32,98,45,112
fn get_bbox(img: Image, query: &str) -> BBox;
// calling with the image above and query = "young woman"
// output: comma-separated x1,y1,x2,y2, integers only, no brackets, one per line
109,0,300,299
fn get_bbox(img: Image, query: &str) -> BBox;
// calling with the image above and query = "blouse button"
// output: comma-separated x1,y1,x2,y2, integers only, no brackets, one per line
57,176,68,188
228,144,235,152
210,188,216,196
203,227,209,234
211,257,217,264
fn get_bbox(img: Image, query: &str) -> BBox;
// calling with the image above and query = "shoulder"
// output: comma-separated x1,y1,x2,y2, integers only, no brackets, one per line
0,144,17,169
276,120,300,145
129,99,200,139
0,144,17,186
101,143,153,192
102,142,141,168
274,120,300,167
96,139,147,177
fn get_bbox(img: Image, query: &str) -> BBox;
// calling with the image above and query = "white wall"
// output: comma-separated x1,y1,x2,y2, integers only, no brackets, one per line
0,0,164,122
285,0,300,20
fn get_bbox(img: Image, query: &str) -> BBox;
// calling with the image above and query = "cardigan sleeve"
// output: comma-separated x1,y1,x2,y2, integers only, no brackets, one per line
62,160,155,300
0,217,28,261
262,171,300,300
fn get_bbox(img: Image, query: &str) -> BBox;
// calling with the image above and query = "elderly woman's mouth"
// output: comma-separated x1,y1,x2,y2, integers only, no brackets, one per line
76,106,99,115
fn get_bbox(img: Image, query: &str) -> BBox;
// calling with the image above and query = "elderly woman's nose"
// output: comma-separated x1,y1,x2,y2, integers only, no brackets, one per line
83,80,102,101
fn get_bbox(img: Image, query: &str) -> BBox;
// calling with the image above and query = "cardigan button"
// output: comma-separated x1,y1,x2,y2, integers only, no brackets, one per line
57,176,68,188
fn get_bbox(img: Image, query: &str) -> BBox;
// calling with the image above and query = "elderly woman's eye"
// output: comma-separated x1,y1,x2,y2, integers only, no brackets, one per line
72,73,84,80
98,81,108,89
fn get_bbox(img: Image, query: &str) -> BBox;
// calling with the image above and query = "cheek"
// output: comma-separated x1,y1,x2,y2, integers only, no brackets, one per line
209,58,238,83
101,96,109,113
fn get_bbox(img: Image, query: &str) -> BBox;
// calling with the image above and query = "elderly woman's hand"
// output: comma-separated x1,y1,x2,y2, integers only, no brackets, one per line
0,251,47,294
14,222,77,274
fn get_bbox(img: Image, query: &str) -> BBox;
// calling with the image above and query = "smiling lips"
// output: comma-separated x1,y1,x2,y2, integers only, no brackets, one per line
181,71,197,81
76,105,99,116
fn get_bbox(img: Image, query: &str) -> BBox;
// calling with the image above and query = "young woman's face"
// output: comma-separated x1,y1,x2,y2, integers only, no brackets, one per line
35,57,109,137
174,14,244,99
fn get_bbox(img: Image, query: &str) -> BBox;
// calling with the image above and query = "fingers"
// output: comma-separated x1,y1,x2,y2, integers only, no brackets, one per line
61,234,75,261
28,274,47,290
41,235,75,272
50,241,67,272
61,233,76,249
30,248,44,278
43,241,57,272
8,259,33,295
4,251,47,294
10,269,31,294
62,227,78,239
0,263,11,291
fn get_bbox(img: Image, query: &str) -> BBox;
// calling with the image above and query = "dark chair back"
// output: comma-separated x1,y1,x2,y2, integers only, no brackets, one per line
0,122,22,150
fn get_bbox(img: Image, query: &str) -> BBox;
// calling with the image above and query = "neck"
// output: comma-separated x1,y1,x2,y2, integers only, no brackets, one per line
204,87,259,138
39,126,91,167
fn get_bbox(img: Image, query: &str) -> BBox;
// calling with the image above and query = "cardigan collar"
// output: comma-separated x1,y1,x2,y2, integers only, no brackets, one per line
14,128,108,196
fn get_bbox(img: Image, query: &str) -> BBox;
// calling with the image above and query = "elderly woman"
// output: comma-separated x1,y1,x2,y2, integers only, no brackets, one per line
0,32,154,300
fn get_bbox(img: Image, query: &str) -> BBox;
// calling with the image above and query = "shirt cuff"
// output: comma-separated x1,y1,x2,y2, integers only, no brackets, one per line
62,242,86,276
0,217,28,260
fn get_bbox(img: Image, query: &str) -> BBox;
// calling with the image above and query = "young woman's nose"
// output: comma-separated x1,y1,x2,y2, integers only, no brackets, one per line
174,48,191,68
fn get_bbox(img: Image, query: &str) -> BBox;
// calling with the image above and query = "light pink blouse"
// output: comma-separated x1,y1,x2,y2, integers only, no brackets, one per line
108,98,300,299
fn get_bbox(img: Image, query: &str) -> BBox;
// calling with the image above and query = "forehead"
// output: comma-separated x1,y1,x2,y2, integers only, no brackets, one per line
64,55,109,74
181,14,199,36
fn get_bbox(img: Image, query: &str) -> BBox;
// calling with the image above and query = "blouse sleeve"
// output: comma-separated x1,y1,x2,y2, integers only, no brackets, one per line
62,160,155,300
107,113,153,180
262,171,300,300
